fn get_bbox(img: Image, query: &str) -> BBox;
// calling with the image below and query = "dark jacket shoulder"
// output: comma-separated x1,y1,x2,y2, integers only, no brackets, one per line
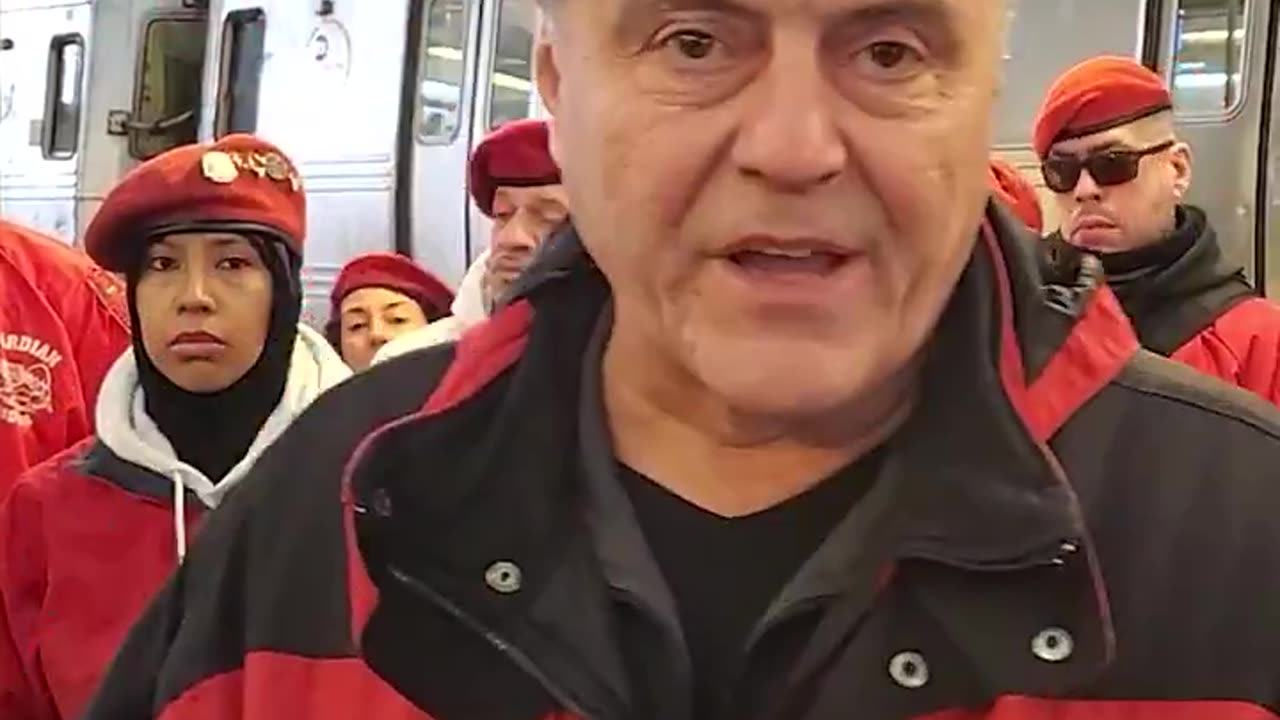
1052,349,1280,702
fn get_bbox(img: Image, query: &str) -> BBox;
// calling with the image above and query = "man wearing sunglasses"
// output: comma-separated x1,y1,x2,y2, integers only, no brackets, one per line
1034,55,1280,405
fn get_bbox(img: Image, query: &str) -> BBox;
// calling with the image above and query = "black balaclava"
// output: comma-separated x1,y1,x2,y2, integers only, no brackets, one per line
125,231,303,483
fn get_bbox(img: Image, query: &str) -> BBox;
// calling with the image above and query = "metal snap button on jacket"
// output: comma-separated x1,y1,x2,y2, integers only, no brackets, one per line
485,561,523,594
888,651,929,689
1032,627,1074,663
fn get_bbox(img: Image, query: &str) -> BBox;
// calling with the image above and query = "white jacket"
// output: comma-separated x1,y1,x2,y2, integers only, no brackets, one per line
370,250,491,366
94,324,351,558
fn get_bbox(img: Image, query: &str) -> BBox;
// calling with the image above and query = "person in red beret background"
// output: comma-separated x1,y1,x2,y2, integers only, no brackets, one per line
0,219,129,495
372,118,569,364
1035,55,1280,406
0,134,350,720
326,252,454,371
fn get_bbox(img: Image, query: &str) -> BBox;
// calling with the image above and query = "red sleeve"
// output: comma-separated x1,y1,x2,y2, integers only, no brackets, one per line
0,473,59,720
61,265,130,429
1228,301,1280,408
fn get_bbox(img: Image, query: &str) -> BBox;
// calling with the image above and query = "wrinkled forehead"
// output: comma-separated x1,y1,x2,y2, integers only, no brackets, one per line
551,0,996,32
492,184,570,211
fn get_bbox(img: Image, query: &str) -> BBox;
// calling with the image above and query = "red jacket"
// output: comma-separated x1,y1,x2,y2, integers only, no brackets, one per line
1049,205,1280,408
0,439,205,720
1170,297,1280,405
0,220,129,494
0,329,350,720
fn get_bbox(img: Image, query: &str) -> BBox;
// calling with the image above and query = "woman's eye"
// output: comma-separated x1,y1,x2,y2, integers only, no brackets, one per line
218,256,253,271
147,256,176,272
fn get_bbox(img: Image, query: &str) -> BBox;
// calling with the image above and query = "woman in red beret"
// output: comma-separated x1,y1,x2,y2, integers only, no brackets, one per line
0,134,350,720
325,252,454,371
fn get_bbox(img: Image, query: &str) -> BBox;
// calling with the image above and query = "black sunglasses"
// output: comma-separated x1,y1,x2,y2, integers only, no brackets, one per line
1041,140,1174,193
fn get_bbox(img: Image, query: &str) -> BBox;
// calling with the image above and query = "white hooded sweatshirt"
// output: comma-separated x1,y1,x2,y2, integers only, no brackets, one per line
369,249,491,366
94,323,351,559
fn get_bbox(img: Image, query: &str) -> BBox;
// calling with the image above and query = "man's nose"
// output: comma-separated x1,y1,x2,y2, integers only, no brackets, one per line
730,44,846,191
493,218,540,252
1073,168,1104,202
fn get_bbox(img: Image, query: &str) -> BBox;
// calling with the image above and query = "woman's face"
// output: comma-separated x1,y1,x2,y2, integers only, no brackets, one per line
134,232,273,393
338,287,429,370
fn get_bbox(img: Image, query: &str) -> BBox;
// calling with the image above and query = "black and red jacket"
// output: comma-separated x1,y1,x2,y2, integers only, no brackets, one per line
1049,205,1280,407
86,208,1280,720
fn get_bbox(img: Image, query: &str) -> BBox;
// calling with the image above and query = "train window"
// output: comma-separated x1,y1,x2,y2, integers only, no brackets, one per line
415,0,467,145
132,16,205,160
1170,0,1248,115
487,0,538,130
216,9,267,137
42,34,84,160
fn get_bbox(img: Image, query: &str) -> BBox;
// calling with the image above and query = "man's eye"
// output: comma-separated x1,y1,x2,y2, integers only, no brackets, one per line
868,42,911,69
852,39,928,81
663,29,718,61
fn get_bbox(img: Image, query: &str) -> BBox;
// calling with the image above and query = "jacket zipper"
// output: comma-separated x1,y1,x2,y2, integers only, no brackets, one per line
388,564,599,720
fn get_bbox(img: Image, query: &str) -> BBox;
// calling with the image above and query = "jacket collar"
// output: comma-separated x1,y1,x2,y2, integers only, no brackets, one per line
353,202,1141,584
96,323,350,507
1046,205,1255,354
349,207,1138,706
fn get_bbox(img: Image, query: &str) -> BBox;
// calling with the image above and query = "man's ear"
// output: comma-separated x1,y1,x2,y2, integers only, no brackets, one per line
534,15,561,118
1170,140,1193,201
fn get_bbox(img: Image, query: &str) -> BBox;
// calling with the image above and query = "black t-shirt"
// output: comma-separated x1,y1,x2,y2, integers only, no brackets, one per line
618,449,883,718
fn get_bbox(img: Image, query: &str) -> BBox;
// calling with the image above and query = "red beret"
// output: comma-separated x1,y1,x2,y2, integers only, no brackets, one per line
330,252,454,321
468,119,561,217
84,134,305,271
988,158,1044,233
1032,56,1172,158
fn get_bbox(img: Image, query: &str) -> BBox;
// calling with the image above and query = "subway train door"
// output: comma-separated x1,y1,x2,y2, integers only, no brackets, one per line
0,0,91,240
1261,7,1280,293
401,0,544,287
1147,0,1277,290
403,0,481,287
464,0,544,270
77,0,209,241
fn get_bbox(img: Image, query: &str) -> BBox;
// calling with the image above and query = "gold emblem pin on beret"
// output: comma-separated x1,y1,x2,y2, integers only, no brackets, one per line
201,151,238,184
263,152,290,182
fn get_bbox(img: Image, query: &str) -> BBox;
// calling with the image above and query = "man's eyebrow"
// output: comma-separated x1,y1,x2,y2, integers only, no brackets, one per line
827,0,956,27
823,0,962,58
1050,140,1126,158
613,0,759,39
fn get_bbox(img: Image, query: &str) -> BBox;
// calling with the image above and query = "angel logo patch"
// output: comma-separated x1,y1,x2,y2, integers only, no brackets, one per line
0,333,61,427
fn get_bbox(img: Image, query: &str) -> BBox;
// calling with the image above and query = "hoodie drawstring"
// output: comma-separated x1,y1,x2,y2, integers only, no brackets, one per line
173,475,187,562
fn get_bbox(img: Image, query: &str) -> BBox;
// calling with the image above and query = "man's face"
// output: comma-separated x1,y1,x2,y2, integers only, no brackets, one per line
537,0,1003,417
1047,116,1191,253
486,184,570,303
